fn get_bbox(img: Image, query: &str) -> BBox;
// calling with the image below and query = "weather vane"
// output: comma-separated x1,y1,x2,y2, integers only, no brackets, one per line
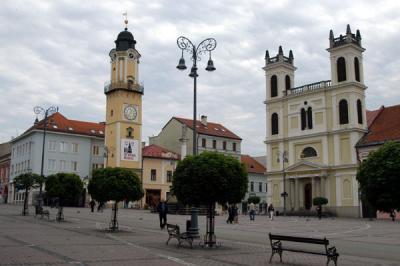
123,11,128,29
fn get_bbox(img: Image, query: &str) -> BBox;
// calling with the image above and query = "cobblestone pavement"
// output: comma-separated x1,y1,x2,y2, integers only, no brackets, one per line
0,204,399,266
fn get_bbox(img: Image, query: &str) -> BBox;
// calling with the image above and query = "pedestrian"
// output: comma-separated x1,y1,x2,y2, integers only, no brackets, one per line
268,204,275,220
263,202,268,215
233,205,239,223
390,209,396,222
89,199,96,213
226,205,234,224
97,201,104,212
157,200,168,229
249,202,255,221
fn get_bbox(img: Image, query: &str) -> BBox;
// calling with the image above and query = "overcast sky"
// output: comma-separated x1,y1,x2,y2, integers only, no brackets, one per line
0,0,399,156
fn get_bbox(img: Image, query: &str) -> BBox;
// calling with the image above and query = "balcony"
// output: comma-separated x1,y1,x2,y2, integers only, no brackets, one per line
104,81,144,95
286,80,331,96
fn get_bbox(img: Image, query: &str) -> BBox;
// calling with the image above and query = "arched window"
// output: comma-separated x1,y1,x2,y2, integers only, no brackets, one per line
285,75,291,90
357,99,363,124
301,147,317,158
307,106,313,129
271,75,278,97
354,57,360,82
337,57,347,82
271,113,279,135
301,108,307,130
339,99,349,124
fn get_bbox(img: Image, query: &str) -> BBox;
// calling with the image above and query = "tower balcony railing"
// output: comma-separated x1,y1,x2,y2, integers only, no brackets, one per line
285,80,331,96
104,81,144,94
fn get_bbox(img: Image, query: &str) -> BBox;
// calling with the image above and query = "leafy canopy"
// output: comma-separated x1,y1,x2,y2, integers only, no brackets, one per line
13,173,41,191
88,167,144,203
313,197,328,206
357,141,400,212
247,196,261,204
45,173,83,205
172,152,248,205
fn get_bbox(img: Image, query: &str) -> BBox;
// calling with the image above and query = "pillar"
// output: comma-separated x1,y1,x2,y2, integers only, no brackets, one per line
294,178,299,210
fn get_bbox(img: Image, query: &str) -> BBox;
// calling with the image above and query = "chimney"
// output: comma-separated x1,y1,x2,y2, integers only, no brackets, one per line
201,115,207,126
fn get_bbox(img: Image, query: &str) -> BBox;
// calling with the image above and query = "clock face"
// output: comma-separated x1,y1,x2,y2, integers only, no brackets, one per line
124,106,137,121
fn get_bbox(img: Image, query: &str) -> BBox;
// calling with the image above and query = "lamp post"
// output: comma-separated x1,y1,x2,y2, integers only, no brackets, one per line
277,151,288,216
33,105,58,208
176,36,217,238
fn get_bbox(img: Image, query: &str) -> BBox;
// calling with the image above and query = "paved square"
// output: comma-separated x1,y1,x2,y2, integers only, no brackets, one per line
0,204,399,265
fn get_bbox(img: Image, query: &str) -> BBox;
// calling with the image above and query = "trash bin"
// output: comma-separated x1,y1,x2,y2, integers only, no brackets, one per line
186,220,191,231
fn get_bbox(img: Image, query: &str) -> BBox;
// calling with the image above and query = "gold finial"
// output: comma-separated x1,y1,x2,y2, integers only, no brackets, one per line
123,11,128,30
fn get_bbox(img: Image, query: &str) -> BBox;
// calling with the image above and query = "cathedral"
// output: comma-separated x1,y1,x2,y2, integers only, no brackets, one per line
265,25,366,217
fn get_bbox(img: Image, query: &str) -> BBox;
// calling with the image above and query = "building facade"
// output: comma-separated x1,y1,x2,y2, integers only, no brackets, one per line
142,144,180,208
104,22,143,175
149,116,242,159
265,25,367,217
8,112,105,205
241,154,267,212
0,142,11,203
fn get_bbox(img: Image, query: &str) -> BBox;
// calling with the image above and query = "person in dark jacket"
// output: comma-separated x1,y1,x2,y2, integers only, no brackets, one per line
89,199,96,212
157,200,168,229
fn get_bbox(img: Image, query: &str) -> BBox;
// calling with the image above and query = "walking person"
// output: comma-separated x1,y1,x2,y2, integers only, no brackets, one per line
226,205,234,224
268,204,275,220
89,199,96,213
157,200,168,229
233,205,239,223
249,202,255,221
97,201,104,212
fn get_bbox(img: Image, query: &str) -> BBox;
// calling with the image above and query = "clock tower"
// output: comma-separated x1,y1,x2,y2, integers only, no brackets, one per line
104,17,143,174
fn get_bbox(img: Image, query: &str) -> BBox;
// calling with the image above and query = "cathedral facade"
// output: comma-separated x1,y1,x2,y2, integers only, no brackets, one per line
265,25,367,217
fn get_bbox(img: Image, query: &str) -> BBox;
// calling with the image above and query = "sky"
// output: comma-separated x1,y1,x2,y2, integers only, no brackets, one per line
0,0,399,156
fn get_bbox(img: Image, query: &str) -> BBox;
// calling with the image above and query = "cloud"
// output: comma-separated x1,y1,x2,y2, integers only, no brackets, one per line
0,0,399,157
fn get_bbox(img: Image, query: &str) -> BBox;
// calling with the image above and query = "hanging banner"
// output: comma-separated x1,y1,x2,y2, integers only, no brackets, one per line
121,139,139,161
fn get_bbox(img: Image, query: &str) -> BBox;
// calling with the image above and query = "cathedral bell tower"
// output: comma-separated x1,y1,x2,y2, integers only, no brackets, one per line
104,16,143,173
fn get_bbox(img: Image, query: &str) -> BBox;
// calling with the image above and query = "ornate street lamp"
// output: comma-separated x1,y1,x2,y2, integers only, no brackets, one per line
277,151,289,216
34,105,58,208
176,36,217,240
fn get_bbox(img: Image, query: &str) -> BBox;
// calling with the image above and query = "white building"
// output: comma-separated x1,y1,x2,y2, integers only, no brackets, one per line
8,112,105,205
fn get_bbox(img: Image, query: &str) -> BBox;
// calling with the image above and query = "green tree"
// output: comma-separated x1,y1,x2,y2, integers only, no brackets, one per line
357,141,400,220
247,196,261,204
88,167,144,230
13,173,41,215
172,152,248,246
45,173,83,221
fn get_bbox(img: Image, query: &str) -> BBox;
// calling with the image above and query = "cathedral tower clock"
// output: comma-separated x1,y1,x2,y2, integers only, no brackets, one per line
104,17,143,174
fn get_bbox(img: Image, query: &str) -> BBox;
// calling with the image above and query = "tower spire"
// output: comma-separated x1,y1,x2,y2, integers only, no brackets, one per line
123,11,128,30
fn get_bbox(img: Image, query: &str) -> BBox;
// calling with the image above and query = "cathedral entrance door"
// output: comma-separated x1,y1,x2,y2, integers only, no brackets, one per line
304,183,312,210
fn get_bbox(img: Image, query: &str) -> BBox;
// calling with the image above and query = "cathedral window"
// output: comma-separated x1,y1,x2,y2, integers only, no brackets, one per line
357,99,363,124
285,75,291,90
339,99,349,124
301,147,317,158
271,75,278,97
354,57,360,82
271,113,279,135
301,107,313,130
337,57,347,82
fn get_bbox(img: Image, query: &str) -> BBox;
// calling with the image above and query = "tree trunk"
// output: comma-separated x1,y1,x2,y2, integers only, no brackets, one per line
22,188,29,216
204,203,216,247
109,201,119,231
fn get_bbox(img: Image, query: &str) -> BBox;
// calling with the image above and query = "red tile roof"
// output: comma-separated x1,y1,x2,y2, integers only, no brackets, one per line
241,154,266,174
359,104,400,146
173,117,242,140
366,107,383,127
23,112,105,139
143,144,180,160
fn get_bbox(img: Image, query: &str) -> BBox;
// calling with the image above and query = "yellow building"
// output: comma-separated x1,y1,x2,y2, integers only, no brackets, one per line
265,25,367,217
104,20,143,175
142,145,180,208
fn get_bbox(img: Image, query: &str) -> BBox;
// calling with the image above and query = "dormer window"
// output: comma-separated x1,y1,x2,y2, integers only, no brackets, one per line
90,130,96,133
68,127,73,131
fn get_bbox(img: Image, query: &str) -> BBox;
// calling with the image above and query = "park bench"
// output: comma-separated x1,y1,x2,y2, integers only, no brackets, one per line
268,233,339,266
35,206,50,220
166,224,193,248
